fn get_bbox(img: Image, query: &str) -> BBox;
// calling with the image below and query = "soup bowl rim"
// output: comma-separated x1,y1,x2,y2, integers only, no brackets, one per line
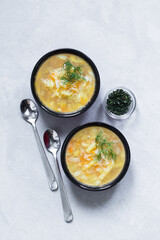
61,122,131,191
31,48,100,118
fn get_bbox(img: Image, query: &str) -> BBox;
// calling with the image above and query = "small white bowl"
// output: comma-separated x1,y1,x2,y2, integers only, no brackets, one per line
103,87,136,120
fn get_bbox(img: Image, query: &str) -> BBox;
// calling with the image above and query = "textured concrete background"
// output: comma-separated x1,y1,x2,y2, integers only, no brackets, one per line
0,0,160,239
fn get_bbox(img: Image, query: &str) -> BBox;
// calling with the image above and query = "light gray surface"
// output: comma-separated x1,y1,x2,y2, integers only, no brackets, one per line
0,0,160,239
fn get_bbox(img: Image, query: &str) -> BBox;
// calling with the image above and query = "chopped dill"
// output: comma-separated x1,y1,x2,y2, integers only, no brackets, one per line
107,89,132,115
60,60,86,84
95,131,117,161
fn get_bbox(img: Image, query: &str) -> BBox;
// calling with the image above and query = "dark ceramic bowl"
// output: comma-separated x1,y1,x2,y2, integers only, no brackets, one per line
61,122,130,191
31,48,100,117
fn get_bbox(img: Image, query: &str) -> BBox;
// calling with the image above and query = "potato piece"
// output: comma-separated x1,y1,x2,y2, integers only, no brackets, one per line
89,71,94,76
86,142,96,153
55,79,60,88
69,157,80,163
115,147,120,154
70,56,83,63
74,170,81,177
58,54,67,60
42,79,54,88
54,91,60,97
77,92,83,100
99,161,115,180
81,175,87,180
61,90,73,97
85,75,92,82
73,150,79,157
94,179,101,186
81,142,89,148
84,160,95,170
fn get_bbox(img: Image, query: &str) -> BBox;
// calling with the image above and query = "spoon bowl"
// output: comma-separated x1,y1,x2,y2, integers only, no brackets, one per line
20,99,38,124
44,129,60,153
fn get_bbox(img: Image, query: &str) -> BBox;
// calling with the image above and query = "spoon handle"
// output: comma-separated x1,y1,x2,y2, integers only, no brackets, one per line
52,153,73,223
32,124,58,191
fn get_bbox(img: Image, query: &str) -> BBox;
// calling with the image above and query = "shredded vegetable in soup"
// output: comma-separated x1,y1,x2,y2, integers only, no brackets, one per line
35,54,96,113
66,127,125,187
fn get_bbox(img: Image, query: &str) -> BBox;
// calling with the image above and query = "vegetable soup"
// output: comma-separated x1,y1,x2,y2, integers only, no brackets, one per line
66,126,125,187
35,54,96,113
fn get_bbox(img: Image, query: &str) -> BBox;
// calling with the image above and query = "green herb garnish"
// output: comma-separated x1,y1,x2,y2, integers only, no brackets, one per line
60,60,86,84
95,131,116,161
107,89,132,115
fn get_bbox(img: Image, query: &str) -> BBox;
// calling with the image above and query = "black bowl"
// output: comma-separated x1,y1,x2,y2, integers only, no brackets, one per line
61,122,131,191
31,48,100,117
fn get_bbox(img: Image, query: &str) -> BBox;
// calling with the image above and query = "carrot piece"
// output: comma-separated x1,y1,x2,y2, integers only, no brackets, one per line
50,73,55,81
68,146,73,153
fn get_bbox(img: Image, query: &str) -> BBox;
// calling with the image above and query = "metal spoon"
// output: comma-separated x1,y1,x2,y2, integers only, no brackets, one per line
20,99,58,191
44,129,73,223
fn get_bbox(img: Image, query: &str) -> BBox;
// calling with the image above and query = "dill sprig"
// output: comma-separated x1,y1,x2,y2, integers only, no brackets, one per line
60,60,86,84
95,131,117,161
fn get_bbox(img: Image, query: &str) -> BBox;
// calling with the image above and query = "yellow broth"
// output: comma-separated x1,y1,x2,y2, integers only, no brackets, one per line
66,127,125,187
35,54,95,113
